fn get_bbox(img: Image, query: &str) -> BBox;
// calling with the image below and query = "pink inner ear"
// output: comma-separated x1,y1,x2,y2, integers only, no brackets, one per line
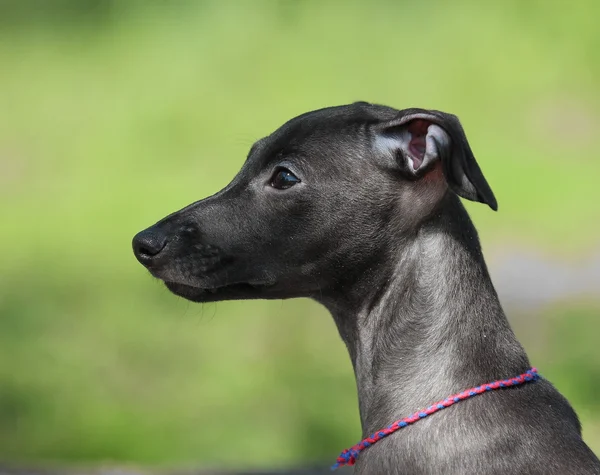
407,120,431,170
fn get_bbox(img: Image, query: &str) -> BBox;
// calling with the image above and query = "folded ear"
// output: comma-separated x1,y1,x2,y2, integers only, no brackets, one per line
374,109,498,211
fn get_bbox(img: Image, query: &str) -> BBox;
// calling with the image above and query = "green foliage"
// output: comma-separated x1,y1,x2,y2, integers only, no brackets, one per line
0,0,598,468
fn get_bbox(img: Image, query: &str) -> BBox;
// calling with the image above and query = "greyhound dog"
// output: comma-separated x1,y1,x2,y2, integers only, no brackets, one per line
132,103,600,474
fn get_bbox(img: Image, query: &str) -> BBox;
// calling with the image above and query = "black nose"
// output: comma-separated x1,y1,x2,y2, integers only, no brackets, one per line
132,227,168,266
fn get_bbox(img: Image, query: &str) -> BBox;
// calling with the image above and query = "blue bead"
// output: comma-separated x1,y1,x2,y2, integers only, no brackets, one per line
418,412,427,417
399,421,408,427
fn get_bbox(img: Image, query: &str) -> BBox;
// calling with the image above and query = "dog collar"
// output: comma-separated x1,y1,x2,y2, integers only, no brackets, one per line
332,367,540,470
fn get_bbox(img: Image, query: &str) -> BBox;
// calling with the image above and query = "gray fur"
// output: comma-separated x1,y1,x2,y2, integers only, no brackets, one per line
133,102,600,474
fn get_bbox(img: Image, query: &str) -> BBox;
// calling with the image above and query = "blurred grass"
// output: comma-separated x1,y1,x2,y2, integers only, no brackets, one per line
0,0,599,469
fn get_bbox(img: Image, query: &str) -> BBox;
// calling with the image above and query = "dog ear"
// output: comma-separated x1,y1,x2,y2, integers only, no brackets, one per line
374,109,497,211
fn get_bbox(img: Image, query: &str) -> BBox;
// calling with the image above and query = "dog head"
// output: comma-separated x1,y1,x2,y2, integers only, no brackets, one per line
132,102,496,302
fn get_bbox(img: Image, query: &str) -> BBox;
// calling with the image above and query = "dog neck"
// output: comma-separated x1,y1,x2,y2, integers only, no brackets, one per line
319,195,530,437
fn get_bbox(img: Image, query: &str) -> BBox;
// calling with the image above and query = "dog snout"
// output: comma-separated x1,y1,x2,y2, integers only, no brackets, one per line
132,227,169,266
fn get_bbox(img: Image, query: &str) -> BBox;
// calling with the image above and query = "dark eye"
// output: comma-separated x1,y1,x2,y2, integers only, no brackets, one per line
270,167,301,190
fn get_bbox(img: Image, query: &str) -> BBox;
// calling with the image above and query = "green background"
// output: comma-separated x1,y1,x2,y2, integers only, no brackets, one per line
0,0,598,470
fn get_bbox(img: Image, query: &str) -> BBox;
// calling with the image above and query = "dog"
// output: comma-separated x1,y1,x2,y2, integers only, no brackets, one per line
133,103,600,474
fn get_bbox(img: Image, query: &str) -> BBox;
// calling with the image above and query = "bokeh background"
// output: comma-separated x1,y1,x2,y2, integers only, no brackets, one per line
1,0,599,473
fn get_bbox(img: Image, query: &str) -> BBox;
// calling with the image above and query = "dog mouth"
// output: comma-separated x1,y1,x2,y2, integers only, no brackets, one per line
164,280,273,302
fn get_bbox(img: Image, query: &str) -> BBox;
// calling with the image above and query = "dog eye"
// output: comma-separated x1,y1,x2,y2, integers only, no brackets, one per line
270,168,301,190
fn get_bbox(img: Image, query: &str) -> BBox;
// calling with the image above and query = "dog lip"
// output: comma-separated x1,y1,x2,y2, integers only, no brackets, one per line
163,280,276,303
164,280,274,293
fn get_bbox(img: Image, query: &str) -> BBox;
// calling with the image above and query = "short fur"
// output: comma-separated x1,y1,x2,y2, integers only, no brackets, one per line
133,103,600,474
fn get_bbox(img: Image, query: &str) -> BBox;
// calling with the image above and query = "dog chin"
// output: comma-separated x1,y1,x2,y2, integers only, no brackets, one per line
164,281,272,302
